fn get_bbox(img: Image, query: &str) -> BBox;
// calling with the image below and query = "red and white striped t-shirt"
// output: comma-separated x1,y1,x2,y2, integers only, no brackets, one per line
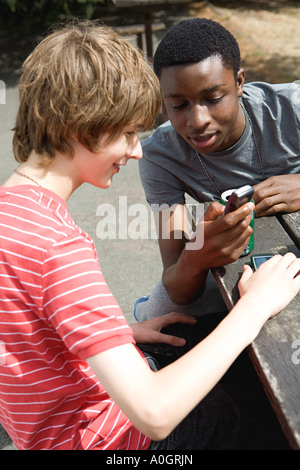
0,186,150,450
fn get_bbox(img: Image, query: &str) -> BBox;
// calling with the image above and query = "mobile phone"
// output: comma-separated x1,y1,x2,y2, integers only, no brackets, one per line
251,254,274,271
223,185,254,215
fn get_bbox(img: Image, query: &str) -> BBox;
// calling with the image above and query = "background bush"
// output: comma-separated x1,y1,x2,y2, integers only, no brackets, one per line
0,0,110,31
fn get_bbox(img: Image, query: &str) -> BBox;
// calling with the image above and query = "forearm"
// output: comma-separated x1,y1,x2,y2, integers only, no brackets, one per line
88,254,300,442
162,257,208,304
157,203,209,304
88,295,261,441
148,295,261,436
160,201,254,304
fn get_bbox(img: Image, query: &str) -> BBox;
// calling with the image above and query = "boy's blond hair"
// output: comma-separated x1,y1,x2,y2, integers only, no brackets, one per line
13,20,162,163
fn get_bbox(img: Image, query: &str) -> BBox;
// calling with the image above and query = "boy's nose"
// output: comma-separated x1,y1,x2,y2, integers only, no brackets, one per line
187,104,210,130
126,135,142,160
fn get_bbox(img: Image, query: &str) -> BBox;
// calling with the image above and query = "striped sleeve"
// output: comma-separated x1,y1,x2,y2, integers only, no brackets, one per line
41,234,134,359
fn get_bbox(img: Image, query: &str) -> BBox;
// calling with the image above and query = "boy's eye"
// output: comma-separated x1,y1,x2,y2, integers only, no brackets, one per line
208,96,224,104
125,127,139,136
171,103,187,110
170,96,224,110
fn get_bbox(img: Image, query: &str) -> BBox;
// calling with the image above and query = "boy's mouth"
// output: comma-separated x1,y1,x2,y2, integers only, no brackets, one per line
190,133,216,151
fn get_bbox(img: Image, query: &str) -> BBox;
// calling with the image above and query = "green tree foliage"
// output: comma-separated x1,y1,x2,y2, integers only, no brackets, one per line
0,0,109,31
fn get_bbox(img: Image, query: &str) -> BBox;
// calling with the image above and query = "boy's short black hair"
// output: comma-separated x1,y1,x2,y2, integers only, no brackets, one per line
153,18,241,79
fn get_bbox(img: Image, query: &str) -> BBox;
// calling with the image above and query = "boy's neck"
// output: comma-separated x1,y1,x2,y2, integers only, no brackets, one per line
4,150,79,201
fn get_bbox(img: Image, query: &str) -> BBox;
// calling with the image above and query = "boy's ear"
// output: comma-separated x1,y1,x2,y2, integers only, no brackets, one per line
236,68,245,98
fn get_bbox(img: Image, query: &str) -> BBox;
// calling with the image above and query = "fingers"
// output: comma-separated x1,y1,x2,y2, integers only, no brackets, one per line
222,202,254,226
204,201,224,221
278,253,300,278
246,252,300,280
147,313,197,347
136,327,186,346
208,203,254,242
205,200,254,224
264,252,297,271
158,312,197,329
202,204,254,265
157,333,186,347
253,177,281,204
248,252,297,272
204,202,254,246
276,252,296,266
253,175,300,216
254,198,287,217
266,253,300,305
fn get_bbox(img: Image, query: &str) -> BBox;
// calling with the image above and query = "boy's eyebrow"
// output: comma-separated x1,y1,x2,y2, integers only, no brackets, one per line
164,83,227,98
204,84,226,92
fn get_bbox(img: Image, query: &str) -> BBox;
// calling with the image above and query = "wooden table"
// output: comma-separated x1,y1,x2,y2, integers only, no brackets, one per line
112,0,192,59
212,211,300,450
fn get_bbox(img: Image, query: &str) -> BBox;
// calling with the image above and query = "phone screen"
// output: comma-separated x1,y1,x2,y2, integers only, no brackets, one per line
251,254,274,270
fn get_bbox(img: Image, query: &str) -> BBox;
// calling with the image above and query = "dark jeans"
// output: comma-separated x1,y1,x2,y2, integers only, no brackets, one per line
137,313,290,450
148,383,242,450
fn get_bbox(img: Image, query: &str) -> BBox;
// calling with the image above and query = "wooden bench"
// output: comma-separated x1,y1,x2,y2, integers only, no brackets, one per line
114,22,166,57
112,0,192,59
212,212,300,449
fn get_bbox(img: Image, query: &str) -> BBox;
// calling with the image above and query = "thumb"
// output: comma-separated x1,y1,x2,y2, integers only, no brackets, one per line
204,201,224,221
241,263,254,280
238,264,254,296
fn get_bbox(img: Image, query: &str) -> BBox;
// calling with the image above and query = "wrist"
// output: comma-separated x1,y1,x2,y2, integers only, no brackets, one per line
228,295,268,344
163,260,208,304
179,242,208,276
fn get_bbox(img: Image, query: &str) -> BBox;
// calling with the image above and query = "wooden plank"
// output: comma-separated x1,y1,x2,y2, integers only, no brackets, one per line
114,23,165,35
248,326,300,450
212,215,300,449
112,0,192,6
278,211,300,250
212,216,300,308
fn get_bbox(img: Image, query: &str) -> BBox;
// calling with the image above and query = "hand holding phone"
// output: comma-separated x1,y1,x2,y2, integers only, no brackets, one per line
223,185,254,215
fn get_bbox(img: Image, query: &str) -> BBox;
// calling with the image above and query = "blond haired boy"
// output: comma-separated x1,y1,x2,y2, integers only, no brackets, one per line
0,20,299,450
